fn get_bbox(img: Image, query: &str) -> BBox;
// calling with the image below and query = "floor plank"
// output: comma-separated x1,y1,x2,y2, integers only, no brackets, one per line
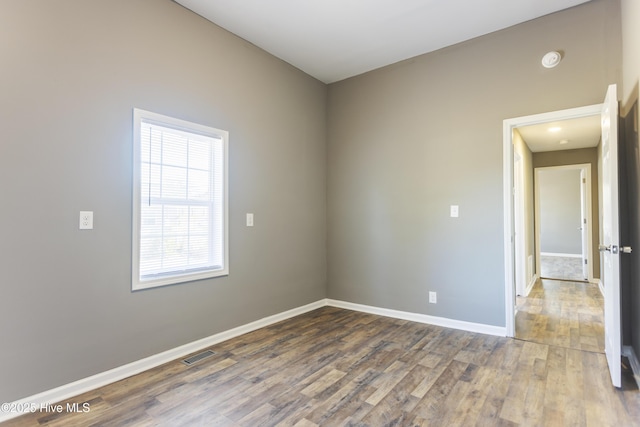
516,278,605,352
3,306,639,426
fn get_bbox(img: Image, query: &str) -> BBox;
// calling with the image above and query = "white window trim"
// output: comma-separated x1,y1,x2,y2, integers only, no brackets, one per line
132,108,229,291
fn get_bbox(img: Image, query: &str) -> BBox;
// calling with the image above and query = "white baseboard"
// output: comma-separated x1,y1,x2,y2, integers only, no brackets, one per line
540,252,582,258
525,274,538,297
326,299,506,337
622,346,640,388
596,279,604,296
1,298,506,423
0,300,326,423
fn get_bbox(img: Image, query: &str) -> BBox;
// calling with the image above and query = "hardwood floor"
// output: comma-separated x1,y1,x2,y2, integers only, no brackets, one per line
4,307,639,426
516,279,604,353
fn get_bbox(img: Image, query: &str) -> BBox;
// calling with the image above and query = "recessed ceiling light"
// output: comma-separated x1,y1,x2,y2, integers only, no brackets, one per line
542,51,562,68
548,127,562,133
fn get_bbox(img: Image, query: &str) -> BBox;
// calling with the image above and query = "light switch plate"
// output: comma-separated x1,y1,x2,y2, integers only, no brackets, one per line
246,213,254,227
450,205,459,218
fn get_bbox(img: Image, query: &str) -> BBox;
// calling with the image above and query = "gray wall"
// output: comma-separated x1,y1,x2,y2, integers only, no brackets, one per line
537,169,582,254
0,0,629,406
533,148,601,277
0,0,327,402
620,103,637,347
621,0,640,370
326,0,620,326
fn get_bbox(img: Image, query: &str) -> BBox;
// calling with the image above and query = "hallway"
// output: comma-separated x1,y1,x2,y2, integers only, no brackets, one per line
516,279,604,353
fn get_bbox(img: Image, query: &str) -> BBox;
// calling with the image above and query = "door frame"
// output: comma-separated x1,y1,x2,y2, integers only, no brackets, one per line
580,168,590,280
534,164,593,282
503,103,602,337
514,152,526,297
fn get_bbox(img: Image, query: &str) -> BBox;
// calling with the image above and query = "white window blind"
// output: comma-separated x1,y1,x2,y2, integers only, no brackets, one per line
132,109,228,290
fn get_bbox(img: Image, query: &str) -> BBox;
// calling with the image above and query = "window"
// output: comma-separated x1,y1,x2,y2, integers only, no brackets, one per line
132,109,228,290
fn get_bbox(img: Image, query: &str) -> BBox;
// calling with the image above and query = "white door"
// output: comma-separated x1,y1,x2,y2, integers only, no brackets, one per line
580,169,589,280
600,83,621,388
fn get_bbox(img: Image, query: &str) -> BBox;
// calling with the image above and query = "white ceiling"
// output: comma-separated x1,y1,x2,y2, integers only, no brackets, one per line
174,0,591,83
517,115,601,153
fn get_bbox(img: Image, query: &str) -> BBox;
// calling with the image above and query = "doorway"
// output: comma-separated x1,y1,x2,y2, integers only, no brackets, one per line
504,84,623,388
535,164,592,283
509,114,603,354
502,102,602,338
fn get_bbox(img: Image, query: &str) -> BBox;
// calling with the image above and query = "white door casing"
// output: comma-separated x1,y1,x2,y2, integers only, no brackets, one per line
514,153,526,296
580,168,589,280
533,164,592,282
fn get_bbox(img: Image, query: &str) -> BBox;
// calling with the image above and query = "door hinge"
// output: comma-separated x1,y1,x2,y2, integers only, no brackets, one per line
584,259,588,264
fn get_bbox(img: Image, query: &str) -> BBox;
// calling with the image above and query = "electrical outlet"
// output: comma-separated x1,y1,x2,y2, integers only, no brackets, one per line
79,211,93,230
429,291,437,304
246,213,254,227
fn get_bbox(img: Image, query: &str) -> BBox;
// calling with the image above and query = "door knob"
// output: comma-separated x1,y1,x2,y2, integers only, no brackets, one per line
599,244,619,254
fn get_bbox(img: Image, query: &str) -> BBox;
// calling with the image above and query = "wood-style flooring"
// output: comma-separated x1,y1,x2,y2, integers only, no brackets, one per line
4,307,639,426
516,279,604,353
